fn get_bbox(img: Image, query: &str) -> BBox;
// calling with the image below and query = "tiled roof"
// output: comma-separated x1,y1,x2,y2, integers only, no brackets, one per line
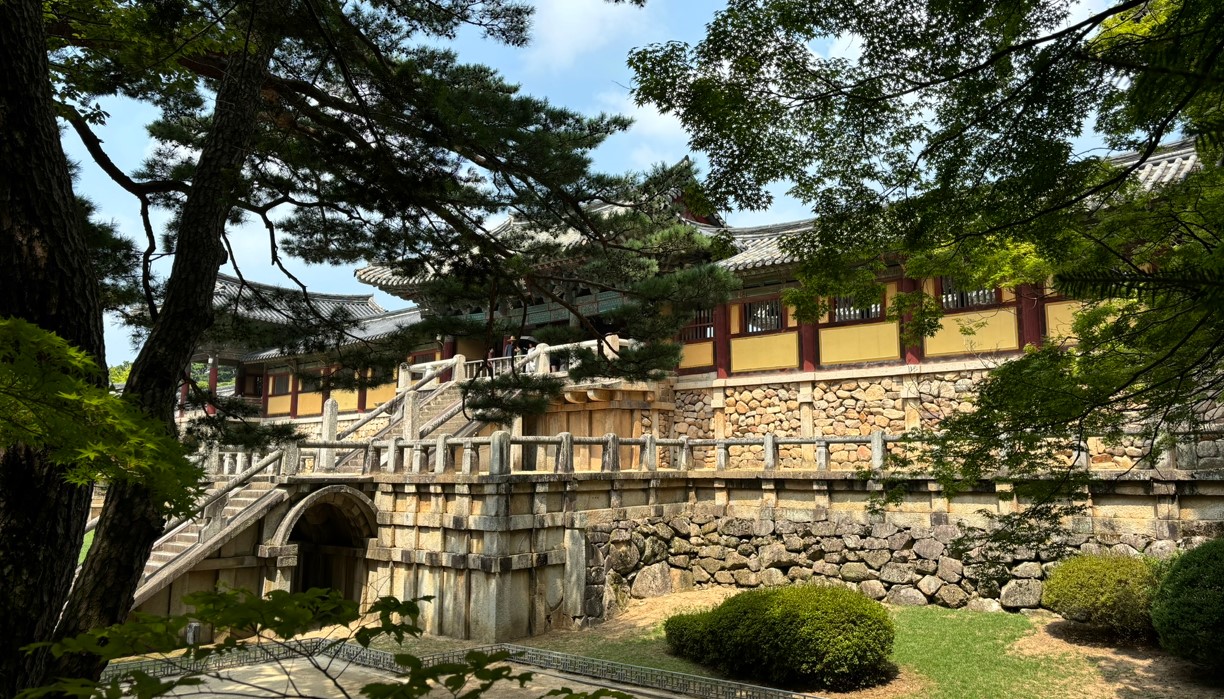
240,307,423,362
355,204,621,298
356,140,1206,288
703,218,815,273
707,139,1204,275
1116,138,1201,190
214,273,385,324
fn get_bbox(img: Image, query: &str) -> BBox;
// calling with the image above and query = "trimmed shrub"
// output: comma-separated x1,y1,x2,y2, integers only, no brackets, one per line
1041,553,1161,637
664,584,894,690
1151,538,1224,670
661,611,712,663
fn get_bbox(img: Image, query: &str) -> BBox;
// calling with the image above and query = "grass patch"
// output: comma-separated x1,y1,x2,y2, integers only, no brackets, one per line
79,530,93,564
890,606,1089,699
521,623,718,677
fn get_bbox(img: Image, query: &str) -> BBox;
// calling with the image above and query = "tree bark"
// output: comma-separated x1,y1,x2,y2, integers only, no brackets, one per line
49,4,286,684
0,0,104,695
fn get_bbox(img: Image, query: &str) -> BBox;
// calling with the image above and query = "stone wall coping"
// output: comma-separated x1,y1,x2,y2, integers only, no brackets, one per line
354,467,1218,486
673,357,1001,391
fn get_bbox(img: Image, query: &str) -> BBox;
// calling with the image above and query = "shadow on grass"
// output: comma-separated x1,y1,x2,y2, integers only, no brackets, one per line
1040,618,1224,699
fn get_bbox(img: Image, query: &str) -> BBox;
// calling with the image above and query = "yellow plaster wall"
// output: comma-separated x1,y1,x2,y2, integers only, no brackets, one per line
925,307,1019,357
366,382,396,407
680,341,714,369
297,392,323,416
819,322,900,365
730,332,799,373
730,306,741,334
267,395,291,416
331,388,359,412
1045,301,1081,342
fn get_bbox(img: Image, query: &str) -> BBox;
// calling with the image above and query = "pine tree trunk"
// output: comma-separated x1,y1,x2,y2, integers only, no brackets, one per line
0,0,105,695
49,5,287,684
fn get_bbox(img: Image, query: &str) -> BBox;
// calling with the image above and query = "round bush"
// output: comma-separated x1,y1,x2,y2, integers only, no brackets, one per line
664,584,894,690
1151,538,1224,670
1041,553,1161,637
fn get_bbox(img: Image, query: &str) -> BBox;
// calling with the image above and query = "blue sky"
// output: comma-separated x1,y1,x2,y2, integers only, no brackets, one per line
72,0,824,366
67,0,1110,365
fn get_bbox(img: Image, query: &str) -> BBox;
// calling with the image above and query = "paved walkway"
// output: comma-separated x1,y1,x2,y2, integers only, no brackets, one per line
170,656,688,699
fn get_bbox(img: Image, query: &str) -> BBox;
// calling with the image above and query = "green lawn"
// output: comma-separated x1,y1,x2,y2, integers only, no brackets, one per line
890,606,1086,699
372,606,1107,699
519,621,717,677
79,530,93,564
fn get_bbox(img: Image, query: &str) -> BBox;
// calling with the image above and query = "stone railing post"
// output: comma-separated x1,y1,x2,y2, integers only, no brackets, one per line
870,430,886,471
451,353,466,383
716,441,729,470
386,438,402,473
1072,438,1090,469
402,391,419,442
763,433,777,470
535,344,551,374
816,440,829,471
556,432,574,473
461,440,480,474
396,362,411,392
434,434,453,473
319,398,339,471
283,443,301,476
602,433,621,472
642,433,657,471
678,436,692,471
489,430,511,475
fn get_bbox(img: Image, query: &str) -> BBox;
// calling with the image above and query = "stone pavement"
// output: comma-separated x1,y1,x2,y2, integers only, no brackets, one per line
170,656,688,699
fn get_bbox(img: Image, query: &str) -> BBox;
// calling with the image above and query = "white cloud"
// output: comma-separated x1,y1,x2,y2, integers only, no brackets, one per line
589,88,692,169
523,0,652,73
812,33,862,63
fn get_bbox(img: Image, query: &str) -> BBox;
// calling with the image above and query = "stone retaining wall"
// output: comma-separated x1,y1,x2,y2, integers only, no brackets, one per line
587,512,1203,617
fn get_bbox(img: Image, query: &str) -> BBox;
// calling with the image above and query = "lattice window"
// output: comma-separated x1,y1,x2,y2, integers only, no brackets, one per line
680,308,715,342
832,296,882,323
744,299,783,334
940,278,996,309
269,374,290,395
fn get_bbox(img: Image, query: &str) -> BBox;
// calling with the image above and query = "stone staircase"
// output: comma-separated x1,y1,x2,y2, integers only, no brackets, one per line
134,476,286,606
417,385,473,437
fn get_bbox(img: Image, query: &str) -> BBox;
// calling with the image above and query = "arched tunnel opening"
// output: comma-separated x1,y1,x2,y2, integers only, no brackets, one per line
288,501,370,603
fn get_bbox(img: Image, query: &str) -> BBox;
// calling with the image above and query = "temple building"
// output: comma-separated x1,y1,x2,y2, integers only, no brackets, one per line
132,139,1221,641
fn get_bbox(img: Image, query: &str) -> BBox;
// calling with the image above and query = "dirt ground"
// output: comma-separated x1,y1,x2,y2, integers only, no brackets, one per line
587,589,1222,699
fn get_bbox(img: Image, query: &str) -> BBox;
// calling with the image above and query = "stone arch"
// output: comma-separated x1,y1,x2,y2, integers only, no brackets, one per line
269,485,377,547
269,485,378,603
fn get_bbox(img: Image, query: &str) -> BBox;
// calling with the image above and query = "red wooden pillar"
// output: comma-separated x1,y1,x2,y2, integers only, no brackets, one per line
898,277,924,364
799,319,819,371
260,370,270,418
441,336,456,382
356,368,368,414
206,355,218,415
1017,283,1044,347
234,365,246,398
713,304,732,379
289,373,300,419
178,381,189,418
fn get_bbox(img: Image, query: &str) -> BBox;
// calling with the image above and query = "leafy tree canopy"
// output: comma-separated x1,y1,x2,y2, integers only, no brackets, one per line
631,0,1224,546
0,319,199,516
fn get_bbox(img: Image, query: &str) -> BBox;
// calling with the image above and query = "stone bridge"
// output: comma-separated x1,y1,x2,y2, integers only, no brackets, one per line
128,429,1224,641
